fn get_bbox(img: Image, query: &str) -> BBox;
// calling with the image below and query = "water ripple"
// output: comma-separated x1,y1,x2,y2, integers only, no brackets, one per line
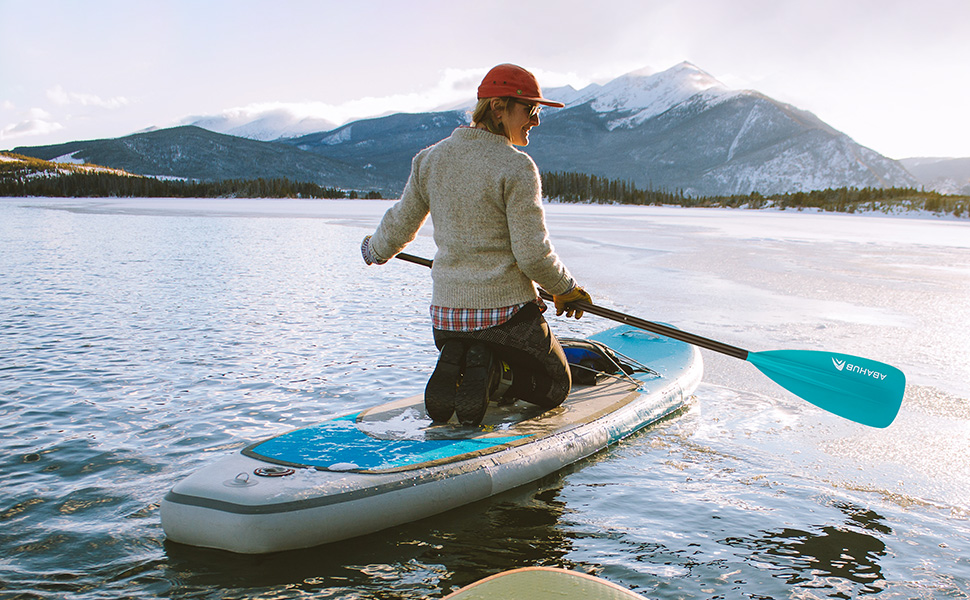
1,200,968,599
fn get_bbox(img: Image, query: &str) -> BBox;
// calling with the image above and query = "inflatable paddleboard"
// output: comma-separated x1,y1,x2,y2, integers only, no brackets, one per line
161,325,701,553
442,567,648,600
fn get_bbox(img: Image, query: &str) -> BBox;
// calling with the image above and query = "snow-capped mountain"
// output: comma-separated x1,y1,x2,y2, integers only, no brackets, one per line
185,107,337,141
394,63,729,132
575,62,734,130
518,62,918,196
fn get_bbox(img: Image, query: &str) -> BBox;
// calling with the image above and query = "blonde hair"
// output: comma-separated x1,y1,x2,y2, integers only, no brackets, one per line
471,97,511,139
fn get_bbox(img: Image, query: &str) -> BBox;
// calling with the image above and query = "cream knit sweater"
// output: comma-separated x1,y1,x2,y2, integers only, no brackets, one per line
368,127,576,309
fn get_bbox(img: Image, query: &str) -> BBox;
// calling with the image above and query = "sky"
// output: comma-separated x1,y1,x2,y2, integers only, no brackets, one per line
1,0,968,159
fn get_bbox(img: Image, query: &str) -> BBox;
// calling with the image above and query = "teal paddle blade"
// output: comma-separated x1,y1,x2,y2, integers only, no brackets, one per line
746,350,905,428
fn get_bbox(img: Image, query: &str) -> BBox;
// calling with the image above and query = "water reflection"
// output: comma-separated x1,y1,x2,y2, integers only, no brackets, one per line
162,474,576,598
722,502,890,596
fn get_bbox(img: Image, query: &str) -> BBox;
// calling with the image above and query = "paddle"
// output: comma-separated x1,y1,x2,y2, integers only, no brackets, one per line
393,252,905,428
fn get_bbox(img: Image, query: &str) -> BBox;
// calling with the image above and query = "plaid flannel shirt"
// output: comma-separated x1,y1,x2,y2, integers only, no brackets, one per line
431,299,546,331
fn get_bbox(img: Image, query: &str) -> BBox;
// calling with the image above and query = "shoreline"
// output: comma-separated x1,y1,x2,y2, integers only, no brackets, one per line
4,194,969,220
5,197,969,249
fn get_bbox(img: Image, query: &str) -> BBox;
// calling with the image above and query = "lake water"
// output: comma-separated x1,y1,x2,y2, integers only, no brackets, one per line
2,198,968,599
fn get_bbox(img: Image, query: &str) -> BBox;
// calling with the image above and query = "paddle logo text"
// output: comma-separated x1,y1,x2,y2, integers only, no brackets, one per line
832,357,887,380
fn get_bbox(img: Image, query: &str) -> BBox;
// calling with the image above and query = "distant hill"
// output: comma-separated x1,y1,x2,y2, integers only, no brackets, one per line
0,151,372,199
899,157,970,195
0,151,138,178
12,126,394,194
284,111,471,187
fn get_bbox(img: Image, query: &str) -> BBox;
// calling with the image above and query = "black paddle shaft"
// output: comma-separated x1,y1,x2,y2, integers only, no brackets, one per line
394,252,749,361
533,288,749,360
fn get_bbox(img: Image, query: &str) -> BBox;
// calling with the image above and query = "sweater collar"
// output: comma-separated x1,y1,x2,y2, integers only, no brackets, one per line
455,126,512,147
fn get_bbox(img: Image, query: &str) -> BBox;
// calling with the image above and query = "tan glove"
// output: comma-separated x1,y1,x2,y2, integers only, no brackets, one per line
554,286,592,319
360,235,388,265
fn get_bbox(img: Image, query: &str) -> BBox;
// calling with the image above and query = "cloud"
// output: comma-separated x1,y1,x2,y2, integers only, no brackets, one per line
179,67,566,131
0,111,65,141
166,65,602,144
293,67,488,124
46,85,129,109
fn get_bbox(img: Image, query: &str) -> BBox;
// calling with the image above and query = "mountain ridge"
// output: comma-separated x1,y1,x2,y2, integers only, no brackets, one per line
9,62,937,196
279,62,918,196
12,125,394,192
899,157,970,195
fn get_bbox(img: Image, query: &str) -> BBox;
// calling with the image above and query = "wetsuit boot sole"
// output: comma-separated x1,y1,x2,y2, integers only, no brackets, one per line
425,340,465,423
455,343,497,427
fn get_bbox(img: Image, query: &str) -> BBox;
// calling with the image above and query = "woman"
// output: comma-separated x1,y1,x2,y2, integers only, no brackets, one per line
362,63,591,426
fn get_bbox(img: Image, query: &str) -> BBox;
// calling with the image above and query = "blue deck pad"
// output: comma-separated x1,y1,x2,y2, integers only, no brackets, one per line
247,413,529,471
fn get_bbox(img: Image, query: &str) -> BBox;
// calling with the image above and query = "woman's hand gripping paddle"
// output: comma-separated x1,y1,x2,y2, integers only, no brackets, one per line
394,252,905,428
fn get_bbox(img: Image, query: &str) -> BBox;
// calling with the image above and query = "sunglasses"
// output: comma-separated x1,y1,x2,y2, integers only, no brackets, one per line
513,99,541,118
